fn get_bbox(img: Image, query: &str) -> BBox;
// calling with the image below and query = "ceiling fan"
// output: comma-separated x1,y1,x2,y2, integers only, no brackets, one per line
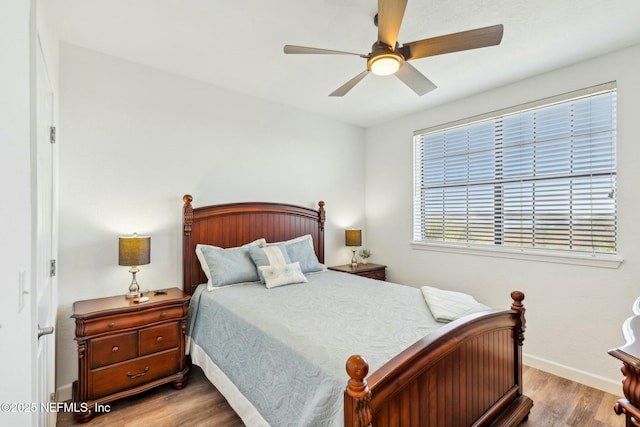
283,0,503,97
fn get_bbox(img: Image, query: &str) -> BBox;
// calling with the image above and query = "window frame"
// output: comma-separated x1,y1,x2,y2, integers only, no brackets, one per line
412,82,622,269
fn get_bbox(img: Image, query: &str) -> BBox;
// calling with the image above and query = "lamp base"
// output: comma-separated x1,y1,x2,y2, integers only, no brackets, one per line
125,266,142,299
351,249,358,268
125,290,141,299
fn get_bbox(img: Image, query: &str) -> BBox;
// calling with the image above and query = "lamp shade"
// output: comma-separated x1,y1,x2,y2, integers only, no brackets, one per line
345,229,362,247
118,234,150,266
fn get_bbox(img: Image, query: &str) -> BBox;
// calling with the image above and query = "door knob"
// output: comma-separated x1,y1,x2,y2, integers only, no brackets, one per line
38,325,54,339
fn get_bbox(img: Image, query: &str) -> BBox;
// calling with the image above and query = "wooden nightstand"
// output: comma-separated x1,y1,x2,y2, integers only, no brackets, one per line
328,263,387,281
72,288,190,422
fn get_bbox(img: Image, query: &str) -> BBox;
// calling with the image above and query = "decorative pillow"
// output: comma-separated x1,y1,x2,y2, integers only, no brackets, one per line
196,238,265,290
258,262,308,289
248,245,291,283
269,235,324,274
421,286,491,323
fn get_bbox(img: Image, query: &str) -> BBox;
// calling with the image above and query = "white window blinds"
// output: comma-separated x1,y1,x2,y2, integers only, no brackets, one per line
413,83,617,254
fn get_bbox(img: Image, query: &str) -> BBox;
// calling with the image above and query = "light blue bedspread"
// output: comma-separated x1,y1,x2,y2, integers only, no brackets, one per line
187,270,442,427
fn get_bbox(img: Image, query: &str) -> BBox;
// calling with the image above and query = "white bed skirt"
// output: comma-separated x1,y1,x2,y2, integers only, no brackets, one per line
189,341,270,427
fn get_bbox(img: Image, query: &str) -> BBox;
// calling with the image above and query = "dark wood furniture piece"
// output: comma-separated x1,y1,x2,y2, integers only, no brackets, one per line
72,288,190,423
609,297,640,427
182,194,533,427
329,263,387,281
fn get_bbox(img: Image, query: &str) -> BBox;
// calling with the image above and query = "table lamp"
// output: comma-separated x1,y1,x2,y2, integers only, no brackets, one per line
119,233,150,298
345,229,362,268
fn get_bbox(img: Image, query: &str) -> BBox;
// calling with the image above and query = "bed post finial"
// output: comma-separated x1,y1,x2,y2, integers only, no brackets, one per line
183,194,193,236
511,290,525,306
318,201,326,231
346,355,372,427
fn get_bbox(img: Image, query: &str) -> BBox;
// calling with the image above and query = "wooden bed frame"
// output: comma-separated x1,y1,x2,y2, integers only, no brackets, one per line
182,194,533,427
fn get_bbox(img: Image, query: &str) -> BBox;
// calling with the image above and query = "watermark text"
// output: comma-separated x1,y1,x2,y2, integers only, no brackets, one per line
0,402,111,413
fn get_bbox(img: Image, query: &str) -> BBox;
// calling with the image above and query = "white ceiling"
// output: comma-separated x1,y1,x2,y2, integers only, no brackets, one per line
55,0,640,128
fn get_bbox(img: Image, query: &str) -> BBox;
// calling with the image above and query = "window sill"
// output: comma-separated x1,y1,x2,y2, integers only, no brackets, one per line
410,241,623,269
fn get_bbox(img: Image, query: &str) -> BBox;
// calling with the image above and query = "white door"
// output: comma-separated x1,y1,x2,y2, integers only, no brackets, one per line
35,35,57,427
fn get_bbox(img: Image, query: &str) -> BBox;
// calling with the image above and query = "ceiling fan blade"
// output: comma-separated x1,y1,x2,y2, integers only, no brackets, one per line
395,61,437,96
377,0,408,48
329,70,370,97
401,24,504,60
284,45,364,56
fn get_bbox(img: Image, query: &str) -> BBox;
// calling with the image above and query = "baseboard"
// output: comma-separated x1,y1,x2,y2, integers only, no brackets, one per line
57,383,73,403
523,353,621,395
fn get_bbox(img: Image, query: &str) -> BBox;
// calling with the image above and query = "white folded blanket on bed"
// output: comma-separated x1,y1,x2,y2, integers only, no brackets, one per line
421,286,491,323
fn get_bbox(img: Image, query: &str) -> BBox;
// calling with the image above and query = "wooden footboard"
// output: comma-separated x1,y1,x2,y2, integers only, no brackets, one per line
345,291,532,427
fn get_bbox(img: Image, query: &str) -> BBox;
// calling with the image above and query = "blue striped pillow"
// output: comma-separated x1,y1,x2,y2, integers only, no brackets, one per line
249,245,291,283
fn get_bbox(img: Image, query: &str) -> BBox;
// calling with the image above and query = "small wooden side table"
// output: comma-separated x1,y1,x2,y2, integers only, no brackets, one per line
328,263,387,281
72,288,190,422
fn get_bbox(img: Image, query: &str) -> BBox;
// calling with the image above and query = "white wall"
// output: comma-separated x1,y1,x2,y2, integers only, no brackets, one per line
56,43,366,396
365,43,640,393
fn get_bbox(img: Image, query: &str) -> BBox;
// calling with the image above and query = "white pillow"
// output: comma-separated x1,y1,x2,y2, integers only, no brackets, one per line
258,262,308,289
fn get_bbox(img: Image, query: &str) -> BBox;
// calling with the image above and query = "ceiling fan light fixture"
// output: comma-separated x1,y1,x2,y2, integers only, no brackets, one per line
368,53,402,76
283,1,503,96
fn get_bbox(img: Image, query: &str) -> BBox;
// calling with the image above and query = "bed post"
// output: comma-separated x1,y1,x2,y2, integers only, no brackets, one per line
318,201,325,231
345,355,372,427
511,291,526,396
318,201,325,263
183,194,194,294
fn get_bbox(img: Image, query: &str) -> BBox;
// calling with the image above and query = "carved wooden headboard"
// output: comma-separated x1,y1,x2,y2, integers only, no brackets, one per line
182,194,325,295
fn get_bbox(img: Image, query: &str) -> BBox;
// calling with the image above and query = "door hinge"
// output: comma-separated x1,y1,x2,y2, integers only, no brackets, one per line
50,126,56,144
50,259,56,277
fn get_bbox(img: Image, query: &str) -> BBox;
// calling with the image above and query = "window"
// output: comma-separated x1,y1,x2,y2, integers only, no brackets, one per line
413,83,617,256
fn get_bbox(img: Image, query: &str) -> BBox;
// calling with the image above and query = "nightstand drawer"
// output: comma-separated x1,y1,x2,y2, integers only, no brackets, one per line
139,322,180,356
359,270,386,281
90,332,138,369
81,306,185,336
89,349,180,399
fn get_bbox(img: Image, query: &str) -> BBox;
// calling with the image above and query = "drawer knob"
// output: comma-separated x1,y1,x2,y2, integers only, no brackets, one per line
156,336,164,344
160,312,167,318
108,322,115,328
112,346,119,353
126,366,149,380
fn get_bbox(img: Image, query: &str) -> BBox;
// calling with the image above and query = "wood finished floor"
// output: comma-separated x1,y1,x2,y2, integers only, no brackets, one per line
57,365,624,427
